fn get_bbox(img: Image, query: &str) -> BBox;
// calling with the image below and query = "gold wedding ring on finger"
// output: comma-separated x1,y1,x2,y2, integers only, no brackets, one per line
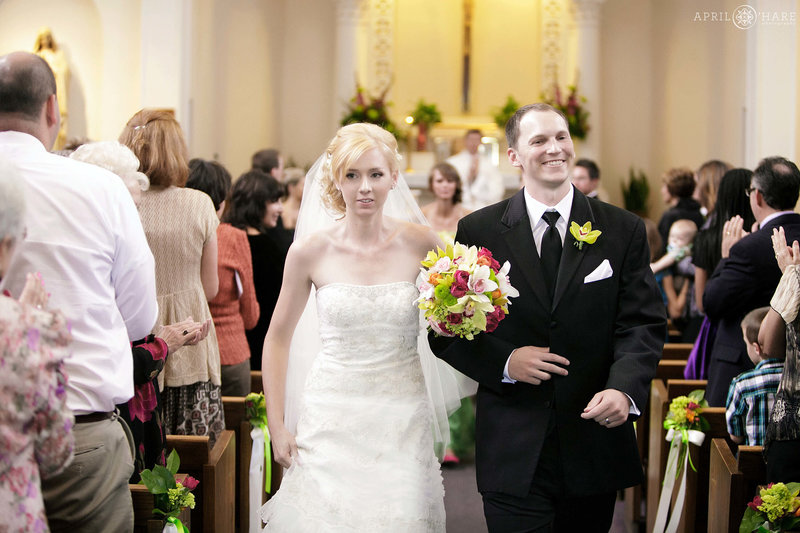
604,417,610,425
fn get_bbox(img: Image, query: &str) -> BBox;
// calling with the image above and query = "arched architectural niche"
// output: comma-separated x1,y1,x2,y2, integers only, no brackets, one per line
0,0,101,143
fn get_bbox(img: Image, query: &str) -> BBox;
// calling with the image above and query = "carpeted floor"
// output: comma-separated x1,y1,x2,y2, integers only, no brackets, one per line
442,461,632,533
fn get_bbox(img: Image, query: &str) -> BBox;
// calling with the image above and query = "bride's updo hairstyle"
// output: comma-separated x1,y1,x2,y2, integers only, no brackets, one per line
320,122,400,215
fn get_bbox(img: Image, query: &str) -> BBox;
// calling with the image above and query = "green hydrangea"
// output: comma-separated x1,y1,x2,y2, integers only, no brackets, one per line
759,483,800,523
668,396,690,424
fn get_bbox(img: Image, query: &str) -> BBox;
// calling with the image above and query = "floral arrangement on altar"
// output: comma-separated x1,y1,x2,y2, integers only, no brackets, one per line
542,82,590,140
417,242,519,340
740,483,800,533
409,99,442,151
139,449,197,531
340,82,399,138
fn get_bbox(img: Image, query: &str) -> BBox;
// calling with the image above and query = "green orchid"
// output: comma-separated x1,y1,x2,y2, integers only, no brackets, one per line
569,221,602,250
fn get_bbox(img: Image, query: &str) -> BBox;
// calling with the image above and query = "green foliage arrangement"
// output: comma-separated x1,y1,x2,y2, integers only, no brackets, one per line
740,482,800,533
139,449,198,520
410,99,442,126
492,95,520,129
621,167,650,216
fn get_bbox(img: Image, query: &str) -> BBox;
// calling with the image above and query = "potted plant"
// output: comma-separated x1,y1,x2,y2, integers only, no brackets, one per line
139,449,198,532
492,95,520,130
621,167,650,217
409,99,442,151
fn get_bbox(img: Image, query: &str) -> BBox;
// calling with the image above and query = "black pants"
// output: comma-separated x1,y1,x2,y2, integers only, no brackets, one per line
482,414,616,532
766,439,800,483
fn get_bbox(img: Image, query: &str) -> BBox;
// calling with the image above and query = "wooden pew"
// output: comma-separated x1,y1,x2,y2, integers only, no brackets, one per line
662,343,695,360
708,440,766,533
131,476,192,532
656,360,689,381
222,396,282,533
251,370,263,394
166,431,236,533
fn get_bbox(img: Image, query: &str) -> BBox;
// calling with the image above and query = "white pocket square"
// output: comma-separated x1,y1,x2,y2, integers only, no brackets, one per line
584,259,613,283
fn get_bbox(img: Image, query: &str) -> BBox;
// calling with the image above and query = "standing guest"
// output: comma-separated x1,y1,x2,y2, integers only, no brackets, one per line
657,167,705,255
187,158,260,396
571,158,608,202
447,129,505,210
725,306,782,447
760,227,800,482
693,159,732,218
120,109,226,445
0,159,74,533
704,157,800,406
71,143,211,479
421,161,471,239
430,103,666,532
0,51,158,532
223,170,285,370
252,148,285,182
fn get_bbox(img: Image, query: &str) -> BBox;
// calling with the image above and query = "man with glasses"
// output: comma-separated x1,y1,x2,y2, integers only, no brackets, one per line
704,156,800,406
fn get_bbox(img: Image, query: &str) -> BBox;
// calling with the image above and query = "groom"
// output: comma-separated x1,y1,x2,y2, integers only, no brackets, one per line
430,104,666,532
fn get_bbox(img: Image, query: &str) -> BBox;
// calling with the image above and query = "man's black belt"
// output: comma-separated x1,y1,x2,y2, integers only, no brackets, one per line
75,411,114,424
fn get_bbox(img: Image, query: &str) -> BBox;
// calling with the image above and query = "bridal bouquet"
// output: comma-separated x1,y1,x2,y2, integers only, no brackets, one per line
417,242,518,340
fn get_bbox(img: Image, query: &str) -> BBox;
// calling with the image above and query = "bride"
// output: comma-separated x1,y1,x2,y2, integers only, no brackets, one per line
260,123,468,531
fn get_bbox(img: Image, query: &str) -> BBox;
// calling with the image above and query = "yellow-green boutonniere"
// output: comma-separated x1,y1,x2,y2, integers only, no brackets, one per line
569,221,601,250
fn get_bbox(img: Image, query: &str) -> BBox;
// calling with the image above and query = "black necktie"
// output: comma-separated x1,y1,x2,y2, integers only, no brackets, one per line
541,211,562,300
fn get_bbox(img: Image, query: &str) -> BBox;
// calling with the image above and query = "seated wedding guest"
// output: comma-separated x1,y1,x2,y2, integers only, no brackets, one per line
662,219,703,341
0,159,74,533
223,170,285,370
446,129,505,210
694,159,732,218
0,51,157,531
72,143,212,478
188,158,260,396
120,109,226,446
726,306,782,446
704,157,800,407
421,162,471,239
760,227,800,481
281,166,305,233
657,167,705,255
684,169,755,379
252,148,284,181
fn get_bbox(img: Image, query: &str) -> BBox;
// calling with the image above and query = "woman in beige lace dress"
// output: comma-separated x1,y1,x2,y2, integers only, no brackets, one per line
120,109,225,445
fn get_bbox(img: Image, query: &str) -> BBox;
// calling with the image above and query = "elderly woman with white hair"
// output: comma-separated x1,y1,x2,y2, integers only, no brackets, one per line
0,157,74,531
70,142,211,481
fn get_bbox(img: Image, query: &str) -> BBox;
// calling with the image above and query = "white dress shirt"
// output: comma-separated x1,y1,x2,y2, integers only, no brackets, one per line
0,131,158,414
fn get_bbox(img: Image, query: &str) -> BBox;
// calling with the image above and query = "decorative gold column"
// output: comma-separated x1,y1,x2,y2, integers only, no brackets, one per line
571,0,605,159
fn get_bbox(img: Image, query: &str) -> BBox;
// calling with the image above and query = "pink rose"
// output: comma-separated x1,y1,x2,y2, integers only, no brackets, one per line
446,313,463,325
485,306,505,333
182,475,199,491
450,270,470,298
477,248,501,271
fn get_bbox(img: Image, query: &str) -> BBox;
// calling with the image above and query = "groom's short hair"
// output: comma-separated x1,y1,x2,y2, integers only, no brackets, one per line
505,103,568,150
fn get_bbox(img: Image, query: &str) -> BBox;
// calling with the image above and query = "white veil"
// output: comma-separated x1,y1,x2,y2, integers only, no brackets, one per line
283,153,477,455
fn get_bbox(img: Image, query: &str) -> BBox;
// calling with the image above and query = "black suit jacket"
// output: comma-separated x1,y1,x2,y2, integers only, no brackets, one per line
703,212,800,406
430,188,666,497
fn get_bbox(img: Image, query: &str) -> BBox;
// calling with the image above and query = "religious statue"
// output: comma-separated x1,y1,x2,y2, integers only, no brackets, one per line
33,27,69,150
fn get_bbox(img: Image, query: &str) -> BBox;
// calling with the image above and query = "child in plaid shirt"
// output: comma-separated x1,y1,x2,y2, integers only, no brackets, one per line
726,306,785,446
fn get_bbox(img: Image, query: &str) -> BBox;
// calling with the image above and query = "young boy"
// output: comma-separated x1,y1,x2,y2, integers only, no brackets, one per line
725,306,785,446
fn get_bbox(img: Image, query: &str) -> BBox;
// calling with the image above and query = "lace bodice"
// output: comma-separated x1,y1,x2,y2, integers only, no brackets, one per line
316,282,420,364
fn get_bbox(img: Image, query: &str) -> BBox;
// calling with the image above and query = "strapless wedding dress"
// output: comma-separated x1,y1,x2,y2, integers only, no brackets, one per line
260,282,445,532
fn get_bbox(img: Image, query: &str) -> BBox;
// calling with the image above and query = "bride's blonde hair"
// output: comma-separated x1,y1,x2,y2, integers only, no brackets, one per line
320,123,400,215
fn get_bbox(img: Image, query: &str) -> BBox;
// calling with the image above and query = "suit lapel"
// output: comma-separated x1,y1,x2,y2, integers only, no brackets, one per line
552,190,594,311
501,190,550,310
